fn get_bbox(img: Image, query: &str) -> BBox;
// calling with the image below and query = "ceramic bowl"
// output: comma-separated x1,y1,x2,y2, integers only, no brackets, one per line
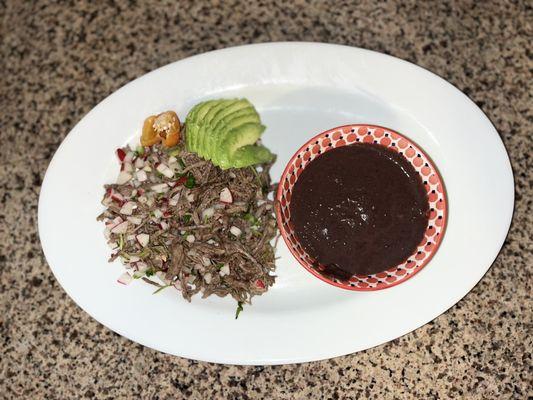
275,124,448,291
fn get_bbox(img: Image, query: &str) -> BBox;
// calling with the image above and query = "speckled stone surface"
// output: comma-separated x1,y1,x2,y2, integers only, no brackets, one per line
1,1,531,399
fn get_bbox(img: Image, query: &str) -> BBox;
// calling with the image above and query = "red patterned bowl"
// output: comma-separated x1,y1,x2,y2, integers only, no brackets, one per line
275,124,447,291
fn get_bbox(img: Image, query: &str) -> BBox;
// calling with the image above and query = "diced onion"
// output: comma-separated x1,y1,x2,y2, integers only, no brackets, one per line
106,216,123,228
110,190,124,202
151,183,169,193
117,272,133,285
136,262,148,271
127,216,142,225
136,170,148,182
111,221,129,234
220,187,233,204
169,193,181,207
219,264,230,277
123,162,133,173
119,201,136,215
136,233,150,247
156,163,174,178
230,226,242,237
202,207,215,219
124,151,135,163
116,171,132,185
134,158,145,169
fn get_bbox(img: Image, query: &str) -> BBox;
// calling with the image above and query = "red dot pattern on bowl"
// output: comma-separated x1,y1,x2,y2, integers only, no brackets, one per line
275,124,448,291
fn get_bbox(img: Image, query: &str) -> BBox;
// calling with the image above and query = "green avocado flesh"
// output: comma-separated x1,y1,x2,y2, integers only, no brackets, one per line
218,123,265,169
197,100,237,158
210,112,260,164
185,100,217,152
184,98,274,169
230,144,275,168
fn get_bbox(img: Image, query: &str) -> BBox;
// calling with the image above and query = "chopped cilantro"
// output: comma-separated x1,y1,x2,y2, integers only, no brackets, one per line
235,301,244,319
182,214,192,224
243,213,259,225
145,268,155,277
184,173,196,189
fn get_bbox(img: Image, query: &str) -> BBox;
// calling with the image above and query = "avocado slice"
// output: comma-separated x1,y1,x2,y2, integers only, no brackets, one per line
185,101,207,151
185,103,203,152
186,102,204,124
230,144,275,168
209,108,258,159
218,123,265,169
187,100,220,152
197,99,237,158
184,103,204,152
212,106,256,132
185,98,273,169
184,121,200,152
210,99,252,129
209,112,261,165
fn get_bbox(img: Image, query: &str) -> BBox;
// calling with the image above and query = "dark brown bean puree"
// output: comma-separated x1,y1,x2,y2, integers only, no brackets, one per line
290,143,429,279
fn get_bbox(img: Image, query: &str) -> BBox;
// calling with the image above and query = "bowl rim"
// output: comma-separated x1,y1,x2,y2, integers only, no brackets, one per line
275,123,448,291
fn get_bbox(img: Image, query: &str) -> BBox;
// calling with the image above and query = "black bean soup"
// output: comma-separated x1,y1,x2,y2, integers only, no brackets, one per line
290,143,429,279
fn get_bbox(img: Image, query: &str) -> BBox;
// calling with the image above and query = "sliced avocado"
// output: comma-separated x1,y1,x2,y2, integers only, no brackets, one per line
209,113,261,165
212,106,256,132
230,144,275,168
186,101,205,123
184,103,204,152
188,100,220,152
210,99,251,129
197,100,237,157
218,123,265,169
209,108,258,159
184,121,200,152
185,98,273,169
186,101,213,151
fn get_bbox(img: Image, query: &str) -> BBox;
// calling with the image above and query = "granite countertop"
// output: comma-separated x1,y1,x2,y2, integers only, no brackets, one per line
1,1,531,398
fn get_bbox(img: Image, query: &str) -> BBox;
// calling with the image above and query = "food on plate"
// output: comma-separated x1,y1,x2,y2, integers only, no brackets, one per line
289,143,429,279
185,99,275,169
97,103,277,317
141,111,181,147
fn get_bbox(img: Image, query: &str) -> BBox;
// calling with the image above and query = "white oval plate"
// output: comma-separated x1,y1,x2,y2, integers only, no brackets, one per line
39,43,514,365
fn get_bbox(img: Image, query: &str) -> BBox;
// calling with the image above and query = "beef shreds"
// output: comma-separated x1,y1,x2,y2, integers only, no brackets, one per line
97,143,277,304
